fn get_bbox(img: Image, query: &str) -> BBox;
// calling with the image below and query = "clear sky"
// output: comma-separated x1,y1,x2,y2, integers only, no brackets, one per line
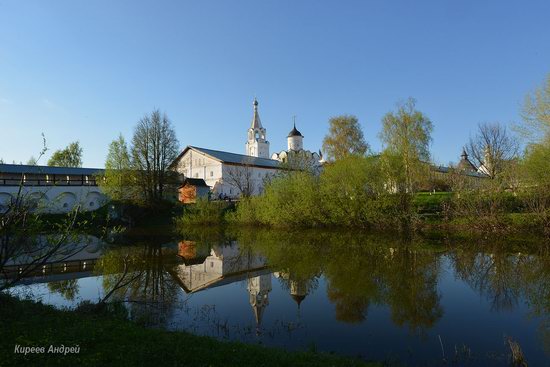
1,0,549,168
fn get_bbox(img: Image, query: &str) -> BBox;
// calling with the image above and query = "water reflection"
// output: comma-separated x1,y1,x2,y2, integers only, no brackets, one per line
7,229,550,366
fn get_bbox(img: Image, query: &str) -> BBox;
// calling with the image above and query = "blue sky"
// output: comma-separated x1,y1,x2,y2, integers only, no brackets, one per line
1,0,549,168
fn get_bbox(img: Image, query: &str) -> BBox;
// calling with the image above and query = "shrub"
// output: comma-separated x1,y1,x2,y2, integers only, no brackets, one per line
175,199,231,226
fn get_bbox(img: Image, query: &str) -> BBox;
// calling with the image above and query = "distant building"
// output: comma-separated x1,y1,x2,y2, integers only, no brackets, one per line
170,99,323,198
177,178,210,203
0,163,106,213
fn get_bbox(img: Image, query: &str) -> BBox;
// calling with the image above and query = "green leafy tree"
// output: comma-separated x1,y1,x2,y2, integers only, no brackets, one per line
322,115,369,161
100,134,136,202
379,98,433,193
520,73,550,188
47,141,83,167
519,73,550,142
522,137,550,187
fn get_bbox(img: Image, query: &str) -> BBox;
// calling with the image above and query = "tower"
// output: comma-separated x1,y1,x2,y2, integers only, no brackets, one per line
246,98,270,158
287,121,304,151
247,274,272,330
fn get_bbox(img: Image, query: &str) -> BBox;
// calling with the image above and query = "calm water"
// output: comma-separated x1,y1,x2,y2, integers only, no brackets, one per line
7,228,550,366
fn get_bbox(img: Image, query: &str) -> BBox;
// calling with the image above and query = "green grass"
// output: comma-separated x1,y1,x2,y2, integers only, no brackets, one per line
0,295,379,367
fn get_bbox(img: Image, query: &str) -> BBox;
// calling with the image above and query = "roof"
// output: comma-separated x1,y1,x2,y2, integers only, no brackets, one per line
250,98,263,130
180,178,209,187
287,123,303,138
0,163,104,176
173,146,281,169
431,165,488,178
457,149,478,172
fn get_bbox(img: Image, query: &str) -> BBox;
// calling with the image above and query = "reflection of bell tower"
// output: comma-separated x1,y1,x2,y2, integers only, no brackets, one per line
247,274,272,329
290,279,307,309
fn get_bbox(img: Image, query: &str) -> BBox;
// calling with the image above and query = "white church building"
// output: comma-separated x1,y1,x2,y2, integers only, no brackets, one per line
171,99,323,198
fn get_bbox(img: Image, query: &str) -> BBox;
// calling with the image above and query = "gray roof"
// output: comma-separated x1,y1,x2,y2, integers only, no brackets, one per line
432,165,488,178
184,146,280,169
0,163,104,176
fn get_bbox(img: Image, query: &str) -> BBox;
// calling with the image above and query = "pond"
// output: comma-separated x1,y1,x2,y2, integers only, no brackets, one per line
6,227,550,366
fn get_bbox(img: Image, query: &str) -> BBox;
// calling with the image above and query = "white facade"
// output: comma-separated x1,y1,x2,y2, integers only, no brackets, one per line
0,185,106,214
171,98,323,198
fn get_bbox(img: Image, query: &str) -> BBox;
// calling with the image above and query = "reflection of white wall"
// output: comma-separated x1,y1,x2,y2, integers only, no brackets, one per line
0,192,13,213
0,186,106,214
173,244,267,292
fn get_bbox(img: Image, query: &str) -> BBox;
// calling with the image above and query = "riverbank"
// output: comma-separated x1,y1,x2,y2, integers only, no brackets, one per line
0,294,378,367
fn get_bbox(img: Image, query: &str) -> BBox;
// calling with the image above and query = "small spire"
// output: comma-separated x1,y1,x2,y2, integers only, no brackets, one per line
250,98,262,129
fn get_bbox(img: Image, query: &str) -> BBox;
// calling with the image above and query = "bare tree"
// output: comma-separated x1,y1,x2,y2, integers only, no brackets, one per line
131,109,179,204
0,136,88,290
225,160,255,198
465,122,519,179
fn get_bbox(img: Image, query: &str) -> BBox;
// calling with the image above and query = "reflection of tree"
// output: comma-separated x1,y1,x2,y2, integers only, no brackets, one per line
451,251,522,312
383,249,443,335
95,242,179,327
234,228,443,331
327,287,370,323
450,244,550,356
47,279,79,301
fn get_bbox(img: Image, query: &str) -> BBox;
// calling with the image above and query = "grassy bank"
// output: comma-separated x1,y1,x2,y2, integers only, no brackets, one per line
0,295,378,367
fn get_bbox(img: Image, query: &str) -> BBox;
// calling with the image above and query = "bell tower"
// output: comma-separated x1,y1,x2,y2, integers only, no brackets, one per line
246,98,270,158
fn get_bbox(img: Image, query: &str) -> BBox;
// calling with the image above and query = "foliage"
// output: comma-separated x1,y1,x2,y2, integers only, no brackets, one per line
379,98,433,193
48,141,83,167
322,115,369,161
175,199,232,226
230,156,416,230
99,134,137,202
522,136,550,188
519,72,550,142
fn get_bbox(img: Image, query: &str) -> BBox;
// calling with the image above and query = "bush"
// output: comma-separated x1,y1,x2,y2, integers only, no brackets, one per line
175,199,232,226
229,156,417,230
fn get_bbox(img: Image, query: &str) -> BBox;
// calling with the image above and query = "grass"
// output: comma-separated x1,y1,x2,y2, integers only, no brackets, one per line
0,294,379,367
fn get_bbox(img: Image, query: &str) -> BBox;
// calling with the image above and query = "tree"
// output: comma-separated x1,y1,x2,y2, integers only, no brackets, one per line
225,158,256,198
48,141,83,167
26,156,37,165
522,136,550,187
465,122,519,179
99,134,135,202
322,115,369,161
379,98,433,193
131,109,179,204
519,73,550,143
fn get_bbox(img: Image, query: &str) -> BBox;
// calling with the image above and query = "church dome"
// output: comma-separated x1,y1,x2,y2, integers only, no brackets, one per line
291,294,306,306
288,123,303,138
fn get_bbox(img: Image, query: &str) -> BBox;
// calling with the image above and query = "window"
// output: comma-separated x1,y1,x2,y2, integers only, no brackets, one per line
85,176,89,184
194,173,199,178
89,201,94,207
210,171,213,177
210,262,214,268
